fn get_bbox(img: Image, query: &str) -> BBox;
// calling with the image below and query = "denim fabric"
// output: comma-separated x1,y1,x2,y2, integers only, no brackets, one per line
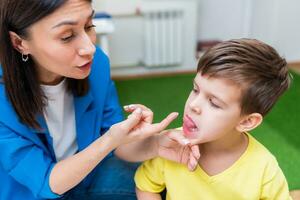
61,156,140,200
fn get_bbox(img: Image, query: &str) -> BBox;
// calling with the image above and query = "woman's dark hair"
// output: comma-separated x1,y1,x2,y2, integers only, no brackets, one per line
0,0,91,129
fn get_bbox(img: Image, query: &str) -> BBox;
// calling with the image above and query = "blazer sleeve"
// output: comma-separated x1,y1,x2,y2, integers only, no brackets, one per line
100,78,124,135
91,47,124,135
0,123,61,199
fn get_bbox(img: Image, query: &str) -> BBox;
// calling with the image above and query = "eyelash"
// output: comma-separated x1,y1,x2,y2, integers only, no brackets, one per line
61,24,96,42
192,87,198,93
209,98,220,109
192,87,221,109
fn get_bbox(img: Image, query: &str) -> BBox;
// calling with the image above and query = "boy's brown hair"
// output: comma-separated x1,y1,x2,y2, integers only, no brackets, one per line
197,38,291,116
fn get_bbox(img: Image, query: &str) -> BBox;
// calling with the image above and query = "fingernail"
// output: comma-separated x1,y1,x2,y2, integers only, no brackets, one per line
129,104,136,109
182,139,190,145
123,105,129,110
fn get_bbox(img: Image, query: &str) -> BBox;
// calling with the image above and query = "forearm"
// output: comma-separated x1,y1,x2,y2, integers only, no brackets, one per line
49,132,116,195
136,187,162,200
115,135,158,162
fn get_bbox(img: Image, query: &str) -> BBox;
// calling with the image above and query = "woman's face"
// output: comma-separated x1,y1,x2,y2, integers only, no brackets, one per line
24,0,96,85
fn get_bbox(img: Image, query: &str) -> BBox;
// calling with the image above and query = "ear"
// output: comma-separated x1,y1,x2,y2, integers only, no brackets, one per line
9,31,30,54
236,113,263,132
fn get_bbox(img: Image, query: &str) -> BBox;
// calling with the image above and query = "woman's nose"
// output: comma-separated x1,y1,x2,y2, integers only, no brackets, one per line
78,34,96,56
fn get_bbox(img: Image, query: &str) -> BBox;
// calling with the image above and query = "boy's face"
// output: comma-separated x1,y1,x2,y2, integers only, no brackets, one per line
183,73,244,144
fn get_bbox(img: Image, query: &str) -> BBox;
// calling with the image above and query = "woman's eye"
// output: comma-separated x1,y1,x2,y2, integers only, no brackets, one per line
61,34,74,42
85,24,96,31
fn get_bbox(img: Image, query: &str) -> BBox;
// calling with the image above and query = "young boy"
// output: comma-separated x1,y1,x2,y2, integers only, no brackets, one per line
134,39,292,200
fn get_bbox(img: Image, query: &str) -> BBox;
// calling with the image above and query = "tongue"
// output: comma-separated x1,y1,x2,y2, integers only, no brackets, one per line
183,117,197,129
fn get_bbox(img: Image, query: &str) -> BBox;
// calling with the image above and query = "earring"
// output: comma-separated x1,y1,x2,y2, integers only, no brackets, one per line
22,54,29,62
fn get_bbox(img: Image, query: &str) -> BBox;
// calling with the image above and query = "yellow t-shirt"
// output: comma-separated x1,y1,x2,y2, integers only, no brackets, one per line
135,133,291,200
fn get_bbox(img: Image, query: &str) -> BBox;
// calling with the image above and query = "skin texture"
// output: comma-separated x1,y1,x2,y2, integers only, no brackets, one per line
136,73,263,199
10,0,96,85
9,0,200,195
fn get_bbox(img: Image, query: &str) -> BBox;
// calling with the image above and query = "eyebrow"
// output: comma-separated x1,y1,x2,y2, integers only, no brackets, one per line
193,80,228,106
52,10,95,29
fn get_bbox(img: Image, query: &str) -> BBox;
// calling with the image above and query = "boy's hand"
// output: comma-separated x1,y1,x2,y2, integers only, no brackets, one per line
108,104,178,147
157,129,200,171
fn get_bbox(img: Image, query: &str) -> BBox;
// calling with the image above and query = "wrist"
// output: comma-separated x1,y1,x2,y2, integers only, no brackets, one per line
103,128,120,150
153,134,162,158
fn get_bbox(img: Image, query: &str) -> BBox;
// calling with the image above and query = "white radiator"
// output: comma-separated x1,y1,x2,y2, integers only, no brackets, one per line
142,4,184,67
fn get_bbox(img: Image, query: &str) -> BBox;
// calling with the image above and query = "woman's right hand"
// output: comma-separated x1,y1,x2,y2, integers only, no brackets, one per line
107,105,179,148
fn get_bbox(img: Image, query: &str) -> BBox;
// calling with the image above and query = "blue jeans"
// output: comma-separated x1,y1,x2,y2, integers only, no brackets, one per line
61,156,140,200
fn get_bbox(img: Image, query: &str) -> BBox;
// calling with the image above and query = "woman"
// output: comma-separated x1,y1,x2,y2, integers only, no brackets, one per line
0,0,199,199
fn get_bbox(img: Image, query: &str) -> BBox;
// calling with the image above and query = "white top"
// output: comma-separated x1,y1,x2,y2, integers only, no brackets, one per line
41,79,78,161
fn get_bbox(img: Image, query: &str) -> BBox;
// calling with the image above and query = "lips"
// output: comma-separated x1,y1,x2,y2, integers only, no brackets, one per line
77,61,92,71
79,61,91,68
183,115,198,137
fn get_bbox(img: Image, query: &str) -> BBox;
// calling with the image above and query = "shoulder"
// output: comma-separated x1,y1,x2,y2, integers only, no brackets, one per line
246,133,283,177
247,133,277,162
139,157,184,173
0,85,30,134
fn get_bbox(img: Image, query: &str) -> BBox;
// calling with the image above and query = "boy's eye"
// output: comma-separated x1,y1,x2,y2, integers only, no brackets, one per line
209,98,221,109
192,88,198,93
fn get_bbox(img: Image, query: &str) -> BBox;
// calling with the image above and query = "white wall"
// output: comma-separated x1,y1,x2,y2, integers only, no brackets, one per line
197,0,252,40
195,0,300,62
93,0,300,66
250,0,300,62
93,0,198,74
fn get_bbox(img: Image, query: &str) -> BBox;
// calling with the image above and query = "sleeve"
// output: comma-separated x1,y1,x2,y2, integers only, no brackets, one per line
0,123,61,199
100,78,124,135
260,162,292,200
134,157,166,193
93,47,123,135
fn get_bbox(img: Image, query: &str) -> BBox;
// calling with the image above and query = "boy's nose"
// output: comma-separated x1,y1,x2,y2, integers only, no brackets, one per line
191,106,201,114
189,100,202,114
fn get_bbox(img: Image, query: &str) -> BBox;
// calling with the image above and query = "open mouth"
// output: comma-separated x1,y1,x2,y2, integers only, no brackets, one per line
182,115,198,137
78,61,92,70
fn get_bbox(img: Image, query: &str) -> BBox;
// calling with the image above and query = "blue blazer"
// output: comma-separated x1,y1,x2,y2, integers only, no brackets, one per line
0,47,123,200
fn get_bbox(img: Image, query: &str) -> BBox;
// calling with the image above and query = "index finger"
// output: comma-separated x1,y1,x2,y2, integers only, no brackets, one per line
150,112,179,133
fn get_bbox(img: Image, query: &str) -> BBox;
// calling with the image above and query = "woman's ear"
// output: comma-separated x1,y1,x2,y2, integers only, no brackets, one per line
236,113,263,132
9,31,30,54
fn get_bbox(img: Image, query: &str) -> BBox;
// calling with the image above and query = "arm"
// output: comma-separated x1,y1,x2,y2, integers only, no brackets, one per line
261,163,292,200
0,107,174,198
50,132,116,195
51,107,179,195
136,187,162,200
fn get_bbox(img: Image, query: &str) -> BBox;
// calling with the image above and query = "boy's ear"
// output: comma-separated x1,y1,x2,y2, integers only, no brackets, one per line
9,31,30,54
236,113,263,132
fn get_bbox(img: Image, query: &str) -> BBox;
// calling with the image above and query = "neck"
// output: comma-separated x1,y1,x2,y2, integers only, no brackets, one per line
40,76,65,85
36,64,64,85
200,131,248,155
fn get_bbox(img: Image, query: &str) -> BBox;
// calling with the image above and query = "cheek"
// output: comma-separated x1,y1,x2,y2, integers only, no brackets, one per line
183,100,191,115
48,45,75,63
203,111,238,131
90,33,97,44
34,42,74,64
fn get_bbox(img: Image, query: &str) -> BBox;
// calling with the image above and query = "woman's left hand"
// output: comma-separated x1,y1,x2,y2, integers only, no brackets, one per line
124,104,200,171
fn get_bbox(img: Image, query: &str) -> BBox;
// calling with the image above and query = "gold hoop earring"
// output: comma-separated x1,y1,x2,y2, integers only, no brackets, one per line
22,54,29,62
